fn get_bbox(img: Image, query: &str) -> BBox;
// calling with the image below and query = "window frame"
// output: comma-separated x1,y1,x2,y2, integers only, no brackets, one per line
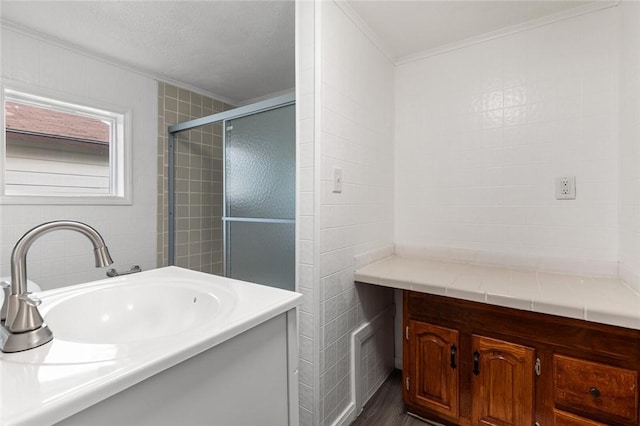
0,80,132,205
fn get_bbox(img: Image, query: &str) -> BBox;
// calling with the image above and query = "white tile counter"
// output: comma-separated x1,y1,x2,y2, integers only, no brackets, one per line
355,256,640,330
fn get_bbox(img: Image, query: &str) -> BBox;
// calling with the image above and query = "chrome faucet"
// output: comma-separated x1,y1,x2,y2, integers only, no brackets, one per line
0,221,113,353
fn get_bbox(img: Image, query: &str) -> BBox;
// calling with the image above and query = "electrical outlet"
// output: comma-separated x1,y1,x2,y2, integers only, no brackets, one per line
333,168,342,193
555,176,576,200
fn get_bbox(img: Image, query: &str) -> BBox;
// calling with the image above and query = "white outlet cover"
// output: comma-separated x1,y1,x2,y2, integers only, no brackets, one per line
555,176,576,200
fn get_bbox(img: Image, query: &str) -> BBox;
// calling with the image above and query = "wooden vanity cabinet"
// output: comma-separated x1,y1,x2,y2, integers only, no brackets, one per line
402,291,640,426
554,409,609,426
554,355,638,424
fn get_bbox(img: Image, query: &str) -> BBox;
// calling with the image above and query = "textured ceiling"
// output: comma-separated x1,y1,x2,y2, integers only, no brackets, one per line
0,1,295,105
1,1,598,105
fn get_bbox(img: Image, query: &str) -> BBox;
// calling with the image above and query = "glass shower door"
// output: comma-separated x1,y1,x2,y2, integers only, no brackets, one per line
224,104,295,291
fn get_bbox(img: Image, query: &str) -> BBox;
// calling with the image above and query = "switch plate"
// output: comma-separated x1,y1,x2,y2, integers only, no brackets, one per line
556,176,576,200
333,168,342,193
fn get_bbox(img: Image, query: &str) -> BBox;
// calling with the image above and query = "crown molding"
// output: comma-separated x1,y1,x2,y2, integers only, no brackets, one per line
396,0,620,66
334,0,396,65
0,20,238,105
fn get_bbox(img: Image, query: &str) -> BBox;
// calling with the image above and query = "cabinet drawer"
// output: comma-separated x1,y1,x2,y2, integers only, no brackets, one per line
554,409,607,426
554,355,638,423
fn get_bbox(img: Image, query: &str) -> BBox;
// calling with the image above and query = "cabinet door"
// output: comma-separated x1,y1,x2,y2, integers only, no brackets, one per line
407,320,459,419
471,335,535,426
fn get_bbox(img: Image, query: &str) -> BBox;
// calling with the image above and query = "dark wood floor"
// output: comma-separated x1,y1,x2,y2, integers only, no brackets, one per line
351,370,430,426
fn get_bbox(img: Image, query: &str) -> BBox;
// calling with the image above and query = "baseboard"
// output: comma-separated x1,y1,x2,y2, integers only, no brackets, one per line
394,356,402,370
408,412,445,426
330,402,355,426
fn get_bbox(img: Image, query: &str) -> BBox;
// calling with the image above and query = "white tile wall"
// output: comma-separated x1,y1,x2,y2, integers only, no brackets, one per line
618,1,640,291
0,25,157,289
394,7,622,270
296,1,320,424
318,2,395,425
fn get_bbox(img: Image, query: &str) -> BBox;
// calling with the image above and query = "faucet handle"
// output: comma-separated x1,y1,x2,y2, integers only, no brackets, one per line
7,294,45,333
1,281,10,322
18,293,42,307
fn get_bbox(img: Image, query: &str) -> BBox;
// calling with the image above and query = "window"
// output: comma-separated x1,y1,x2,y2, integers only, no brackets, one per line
1,86,131,204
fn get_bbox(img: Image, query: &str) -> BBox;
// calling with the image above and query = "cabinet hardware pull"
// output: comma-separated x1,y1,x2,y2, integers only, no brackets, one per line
406,326,409,341
450,345,457,369
589,387,601,398
534,358,541,376
406,376,410,391
473,350,480,376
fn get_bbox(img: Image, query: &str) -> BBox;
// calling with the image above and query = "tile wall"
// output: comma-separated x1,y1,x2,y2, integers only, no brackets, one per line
318,2,395,424
619,1,640,291
394,6,622,276
297,2,396,425
296,1,320,424
0,24,157,289
157,83,232,274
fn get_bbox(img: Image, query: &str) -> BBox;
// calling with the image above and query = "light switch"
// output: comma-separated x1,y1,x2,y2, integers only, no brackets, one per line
333,168,342,193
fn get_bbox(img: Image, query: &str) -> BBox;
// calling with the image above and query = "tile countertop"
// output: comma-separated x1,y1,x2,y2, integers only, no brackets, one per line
354,256,640,330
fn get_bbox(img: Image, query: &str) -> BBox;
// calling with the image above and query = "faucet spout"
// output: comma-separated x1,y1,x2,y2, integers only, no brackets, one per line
94,246,114,268
9,221,113,296
0,220,114,352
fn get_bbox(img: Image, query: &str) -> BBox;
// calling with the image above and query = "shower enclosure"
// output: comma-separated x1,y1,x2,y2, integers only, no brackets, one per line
167,94,295,291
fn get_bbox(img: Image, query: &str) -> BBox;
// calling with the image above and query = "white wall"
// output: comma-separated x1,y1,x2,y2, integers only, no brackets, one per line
297,1,396,425
296,1,320,424
317,2,395,425
394,6,621,276
619,1,640,291
0,24,157,289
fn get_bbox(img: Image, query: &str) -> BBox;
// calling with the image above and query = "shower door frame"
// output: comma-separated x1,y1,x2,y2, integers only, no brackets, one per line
166,92,295,267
